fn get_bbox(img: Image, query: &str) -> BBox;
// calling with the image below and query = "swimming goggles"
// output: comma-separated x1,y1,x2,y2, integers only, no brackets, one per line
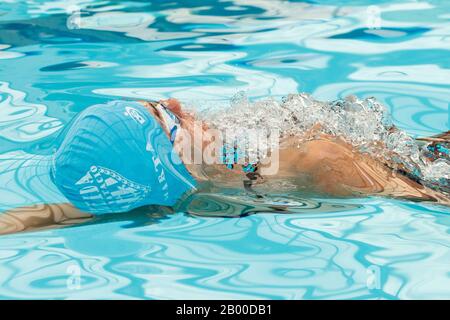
145,100,181,145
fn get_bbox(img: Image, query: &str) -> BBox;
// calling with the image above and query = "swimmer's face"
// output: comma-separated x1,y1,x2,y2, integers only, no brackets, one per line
162,98,183,117
139,98,193,138
161,98,198,128
150,98,194,120
140,98,182,118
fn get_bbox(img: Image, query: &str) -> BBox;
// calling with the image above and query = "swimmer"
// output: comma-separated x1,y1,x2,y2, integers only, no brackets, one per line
1,96,449,235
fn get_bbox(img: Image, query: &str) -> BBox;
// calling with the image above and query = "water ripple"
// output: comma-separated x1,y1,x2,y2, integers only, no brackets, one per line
0,0,449,300
0,82,63,143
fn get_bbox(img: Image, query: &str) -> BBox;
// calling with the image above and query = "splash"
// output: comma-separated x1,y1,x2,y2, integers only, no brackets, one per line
203,92,449,192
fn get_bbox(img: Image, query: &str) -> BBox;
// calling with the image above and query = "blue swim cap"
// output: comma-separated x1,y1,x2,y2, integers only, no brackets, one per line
51,100,196,215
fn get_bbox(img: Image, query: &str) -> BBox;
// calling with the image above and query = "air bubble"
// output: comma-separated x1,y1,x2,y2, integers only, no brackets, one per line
200,92,448,191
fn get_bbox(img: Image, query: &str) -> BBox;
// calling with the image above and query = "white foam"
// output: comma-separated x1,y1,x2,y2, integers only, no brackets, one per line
202,92,448,188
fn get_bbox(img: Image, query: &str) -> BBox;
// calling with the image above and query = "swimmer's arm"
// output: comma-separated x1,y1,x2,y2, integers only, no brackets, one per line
277,136,450,205
0,203,92,236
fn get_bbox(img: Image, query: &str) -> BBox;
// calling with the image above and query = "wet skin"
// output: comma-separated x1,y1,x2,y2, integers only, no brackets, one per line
1,99,448,235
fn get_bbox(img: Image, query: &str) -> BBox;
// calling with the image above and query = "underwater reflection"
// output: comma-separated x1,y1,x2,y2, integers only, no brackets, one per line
179,192,361,218
0,190,360,236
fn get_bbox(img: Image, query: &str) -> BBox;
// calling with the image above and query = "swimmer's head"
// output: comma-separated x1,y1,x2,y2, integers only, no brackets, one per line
51,100,197,215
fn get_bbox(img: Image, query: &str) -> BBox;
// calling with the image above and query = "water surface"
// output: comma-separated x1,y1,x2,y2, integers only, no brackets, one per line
0,0,449,299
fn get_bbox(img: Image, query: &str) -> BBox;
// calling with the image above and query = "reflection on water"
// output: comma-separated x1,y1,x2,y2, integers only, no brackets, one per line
0,199,449,299
182,192,361,217
0,0,449,299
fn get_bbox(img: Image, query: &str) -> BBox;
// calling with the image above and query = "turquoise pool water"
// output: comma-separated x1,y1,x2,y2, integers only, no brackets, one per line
0,0,449,299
